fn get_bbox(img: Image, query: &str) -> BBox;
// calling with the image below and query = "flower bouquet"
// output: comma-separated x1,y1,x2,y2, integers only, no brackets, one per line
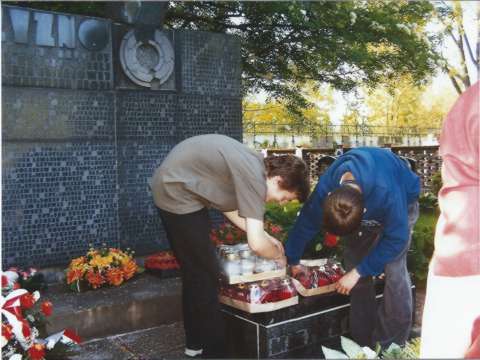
1,270,81,360
210,220,286,246
66,245,141,292
210,222,247,246
144,251,181,278
4,268,47,293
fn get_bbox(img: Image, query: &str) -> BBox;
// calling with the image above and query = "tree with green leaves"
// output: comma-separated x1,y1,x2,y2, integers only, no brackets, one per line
243,82,334,137
432,1,479,95
360,75,456,136
14,1,439,111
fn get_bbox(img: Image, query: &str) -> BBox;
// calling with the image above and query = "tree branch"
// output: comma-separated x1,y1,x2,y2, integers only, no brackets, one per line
444,65,464,94
463,34,477,65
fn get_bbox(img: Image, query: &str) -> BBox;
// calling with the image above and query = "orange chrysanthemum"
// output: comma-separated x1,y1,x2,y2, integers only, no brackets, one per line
67,268,84,284
106,268,124,286
121,260,137,280
86,270,105,289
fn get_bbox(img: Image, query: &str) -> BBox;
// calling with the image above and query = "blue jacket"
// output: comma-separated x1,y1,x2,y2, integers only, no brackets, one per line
285,147,420,276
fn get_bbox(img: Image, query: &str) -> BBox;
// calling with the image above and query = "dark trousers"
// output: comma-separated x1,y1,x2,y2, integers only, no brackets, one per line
343,202,419,348
159,208,226,358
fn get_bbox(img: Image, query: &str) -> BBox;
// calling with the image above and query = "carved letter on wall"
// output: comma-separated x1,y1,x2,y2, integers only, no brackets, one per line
58,15,76,49
9,8,30,44
34,12,55,47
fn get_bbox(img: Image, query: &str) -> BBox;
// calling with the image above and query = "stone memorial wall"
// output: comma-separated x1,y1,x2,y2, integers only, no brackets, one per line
2,5,242,268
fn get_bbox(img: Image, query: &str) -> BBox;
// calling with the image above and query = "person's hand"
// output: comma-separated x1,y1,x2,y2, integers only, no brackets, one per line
266,233,285,256
335,268,361,295
274,255,287,269
289,264,303,277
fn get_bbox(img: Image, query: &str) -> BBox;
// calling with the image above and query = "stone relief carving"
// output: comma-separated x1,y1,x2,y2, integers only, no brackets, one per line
120,29,174,88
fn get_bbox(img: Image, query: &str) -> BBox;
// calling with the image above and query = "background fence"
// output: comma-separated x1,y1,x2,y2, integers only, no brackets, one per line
266,146,441,194
244,123,441,148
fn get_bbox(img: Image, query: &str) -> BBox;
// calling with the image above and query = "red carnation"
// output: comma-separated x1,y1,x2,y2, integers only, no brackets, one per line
41,301,53,316
1,275,8,288
270,225,282,234
226,232,235,241
2,323,13,340
28,343,46,360
324,232,338,247
20,293,36,309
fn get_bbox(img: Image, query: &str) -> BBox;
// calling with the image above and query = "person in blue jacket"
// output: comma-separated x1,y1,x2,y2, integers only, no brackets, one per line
285,147,420,348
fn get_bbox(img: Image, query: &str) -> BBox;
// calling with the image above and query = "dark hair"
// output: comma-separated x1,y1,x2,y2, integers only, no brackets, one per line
323,185,363,235
264,155,310,202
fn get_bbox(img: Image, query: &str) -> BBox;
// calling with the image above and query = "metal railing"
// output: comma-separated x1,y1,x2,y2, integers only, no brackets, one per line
243,122,441,148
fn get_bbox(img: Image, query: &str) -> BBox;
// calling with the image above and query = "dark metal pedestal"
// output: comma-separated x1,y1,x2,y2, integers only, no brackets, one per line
222,282,416,359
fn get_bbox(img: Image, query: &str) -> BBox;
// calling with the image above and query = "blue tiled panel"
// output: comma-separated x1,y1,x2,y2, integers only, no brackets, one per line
116,92,177,142
178,30,241,97
117,142,174,254
2,143,118,268
2,89,115,141
176,94,242,142
116,92,178,254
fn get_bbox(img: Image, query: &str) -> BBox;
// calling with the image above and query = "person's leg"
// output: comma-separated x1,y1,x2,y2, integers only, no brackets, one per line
343,220,382,347
159,209,203,353
347,276,377,347
159,208,226,358
373,201,419,347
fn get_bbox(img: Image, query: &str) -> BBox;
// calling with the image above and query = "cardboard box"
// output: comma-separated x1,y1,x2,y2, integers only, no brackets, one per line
222,268,287,285
291,277,337,297
219,295,298,313
290,258,343,296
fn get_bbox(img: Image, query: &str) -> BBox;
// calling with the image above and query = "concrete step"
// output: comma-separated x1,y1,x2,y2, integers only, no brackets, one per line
68,322,187,360
43,273,182,341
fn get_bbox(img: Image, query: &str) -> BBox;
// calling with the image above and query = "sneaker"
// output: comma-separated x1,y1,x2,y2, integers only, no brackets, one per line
185,348,203,357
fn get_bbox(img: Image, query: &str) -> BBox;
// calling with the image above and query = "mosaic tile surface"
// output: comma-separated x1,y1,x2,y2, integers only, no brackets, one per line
2,143,118,267
177,30,241,97
2,5,242,268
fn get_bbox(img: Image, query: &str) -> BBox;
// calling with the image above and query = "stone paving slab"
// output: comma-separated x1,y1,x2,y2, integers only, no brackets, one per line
68,322,187,360
43,274,182,340
44,274,181,313
116,323,186,359
69,338,132,360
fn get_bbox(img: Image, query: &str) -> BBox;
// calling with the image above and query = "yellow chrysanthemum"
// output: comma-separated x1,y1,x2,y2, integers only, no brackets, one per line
70,257,86,267
89,254,113,268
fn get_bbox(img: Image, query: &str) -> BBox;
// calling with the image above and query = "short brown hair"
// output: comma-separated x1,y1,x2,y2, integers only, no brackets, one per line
323,185,363,235
264,155,310,202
